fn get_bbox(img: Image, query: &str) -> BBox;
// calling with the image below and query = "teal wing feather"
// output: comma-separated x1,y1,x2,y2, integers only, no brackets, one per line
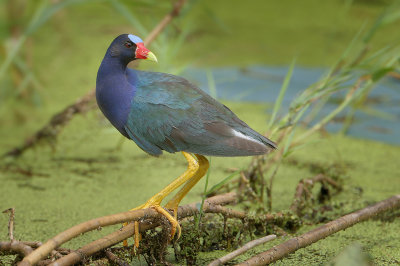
124,70,276,156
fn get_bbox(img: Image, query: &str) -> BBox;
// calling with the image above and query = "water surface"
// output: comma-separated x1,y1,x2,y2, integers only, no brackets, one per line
185,66,400,145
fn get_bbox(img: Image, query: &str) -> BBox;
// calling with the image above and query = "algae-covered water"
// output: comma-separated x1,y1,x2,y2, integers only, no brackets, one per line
1,0,399,265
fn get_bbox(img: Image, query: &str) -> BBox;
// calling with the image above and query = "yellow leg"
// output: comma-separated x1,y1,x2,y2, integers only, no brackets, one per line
165,154,209,218
123,152,200,247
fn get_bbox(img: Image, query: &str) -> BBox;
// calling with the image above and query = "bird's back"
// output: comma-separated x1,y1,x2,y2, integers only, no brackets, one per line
124,69,276,157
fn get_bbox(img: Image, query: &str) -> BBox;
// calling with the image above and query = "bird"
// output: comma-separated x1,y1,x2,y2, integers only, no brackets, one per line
96,34,277,247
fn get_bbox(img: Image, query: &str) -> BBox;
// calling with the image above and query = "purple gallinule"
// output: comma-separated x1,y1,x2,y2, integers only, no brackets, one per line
96,34,276,246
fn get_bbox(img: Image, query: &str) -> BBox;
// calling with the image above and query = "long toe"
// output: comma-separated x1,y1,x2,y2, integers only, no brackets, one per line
152,205,181,241
122,203,146,247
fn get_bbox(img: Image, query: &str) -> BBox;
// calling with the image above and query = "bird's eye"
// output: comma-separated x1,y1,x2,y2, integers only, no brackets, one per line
124,41,133,48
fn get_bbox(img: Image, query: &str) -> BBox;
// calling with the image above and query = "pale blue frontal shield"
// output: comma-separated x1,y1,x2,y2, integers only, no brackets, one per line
128,34,144,44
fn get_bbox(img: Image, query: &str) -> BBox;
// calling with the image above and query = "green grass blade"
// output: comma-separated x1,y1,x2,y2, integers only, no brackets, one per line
206,169,241,196
282,127,295,158
195,158,211,228
267,59,295,131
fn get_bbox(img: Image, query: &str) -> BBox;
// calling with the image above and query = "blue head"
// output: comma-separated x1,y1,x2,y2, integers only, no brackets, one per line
105,34,157,65
97,34,157,138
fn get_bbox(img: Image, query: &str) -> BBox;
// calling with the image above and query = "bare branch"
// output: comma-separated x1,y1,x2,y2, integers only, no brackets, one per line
0,241,33,257
48,222,141,266
47,193,237,266
3,90,95,157
19,208,158,266
49,192,293,266
19,192,237,266
237,194,400,265
144,0,186,45
208,234,276,266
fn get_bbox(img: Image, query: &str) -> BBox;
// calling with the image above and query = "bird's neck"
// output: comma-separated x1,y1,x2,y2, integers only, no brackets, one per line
98,55,128,78
96,55,137,138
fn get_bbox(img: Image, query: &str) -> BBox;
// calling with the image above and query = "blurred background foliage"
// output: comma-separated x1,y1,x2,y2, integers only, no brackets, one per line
1,0,399,110
0,0,398,151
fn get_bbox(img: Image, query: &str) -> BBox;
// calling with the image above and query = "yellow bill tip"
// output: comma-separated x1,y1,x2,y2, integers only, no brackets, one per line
146,51,158,63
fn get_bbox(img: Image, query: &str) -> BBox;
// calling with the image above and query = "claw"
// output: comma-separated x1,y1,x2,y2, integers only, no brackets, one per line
123,222,129,247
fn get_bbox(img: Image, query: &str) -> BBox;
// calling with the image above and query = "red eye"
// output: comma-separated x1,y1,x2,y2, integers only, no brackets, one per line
125,42,133,48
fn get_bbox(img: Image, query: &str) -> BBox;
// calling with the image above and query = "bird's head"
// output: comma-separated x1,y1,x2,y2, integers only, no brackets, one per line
108,34,158,63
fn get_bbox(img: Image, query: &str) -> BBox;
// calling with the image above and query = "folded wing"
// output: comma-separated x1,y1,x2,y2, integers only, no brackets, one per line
124,70,276,156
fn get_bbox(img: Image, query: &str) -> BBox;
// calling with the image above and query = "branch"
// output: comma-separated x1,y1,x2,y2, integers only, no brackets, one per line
3,90,95,157
105,249,130,266
47,193,237,266
19,192,237,266
19,209,159,266
144,0,186,45
48,192,292,266
2,208,15,241
0,208,34,257
237,194,400,265
208,234,276,266
48,221,145,266
4,0,188,158
0,241,33,257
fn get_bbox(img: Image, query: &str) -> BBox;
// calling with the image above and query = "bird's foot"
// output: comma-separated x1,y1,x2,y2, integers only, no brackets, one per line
122,203,181,248
153,205,181,240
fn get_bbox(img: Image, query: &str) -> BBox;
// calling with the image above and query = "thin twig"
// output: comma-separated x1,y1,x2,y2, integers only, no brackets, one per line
266,160,281,211
290,174,342,215
237,194,400,265
3,90,95,157
144,0,186,44
2,208,15,241
105,249,130,266
208,235,276,266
